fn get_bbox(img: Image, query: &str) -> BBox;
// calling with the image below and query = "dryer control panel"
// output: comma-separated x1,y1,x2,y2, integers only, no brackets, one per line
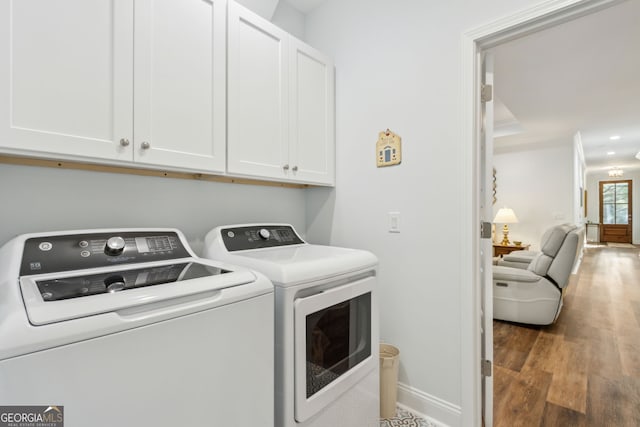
20,231,191,276
221,225,305,251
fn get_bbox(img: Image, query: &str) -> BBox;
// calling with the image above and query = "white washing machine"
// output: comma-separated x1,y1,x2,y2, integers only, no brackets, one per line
203,224,379,427
0,228,274,427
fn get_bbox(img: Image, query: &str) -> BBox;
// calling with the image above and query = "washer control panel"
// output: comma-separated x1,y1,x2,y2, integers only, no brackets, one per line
221,225,304,251
20,231,190,276
35,262,228,301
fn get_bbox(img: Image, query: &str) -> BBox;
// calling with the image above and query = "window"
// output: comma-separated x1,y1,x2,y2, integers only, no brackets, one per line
601,182,629,225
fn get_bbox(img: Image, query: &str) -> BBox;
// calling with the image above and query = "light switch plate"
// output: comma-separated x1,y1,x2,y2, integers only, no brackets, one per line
389,212,400,233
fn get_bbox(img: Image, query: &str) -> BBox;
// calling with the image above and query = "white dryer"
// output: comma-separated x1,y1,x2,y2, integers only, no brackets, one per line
203,224,379,427
0,228,274,427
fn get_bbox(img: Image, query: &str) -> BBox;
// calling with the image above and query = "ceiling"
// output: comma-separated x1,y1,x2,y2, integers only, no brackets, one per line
490,0,640,173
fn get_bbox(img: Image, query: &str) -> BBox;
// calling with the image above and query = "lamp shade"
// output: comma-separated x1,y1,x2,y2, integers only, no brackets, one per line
493,207,519,224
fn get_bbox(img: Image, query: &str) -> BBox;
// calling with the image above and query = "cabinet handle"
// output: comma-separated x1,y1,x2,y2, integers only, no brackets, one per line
119,138,130,147
141,141,151,150
292,166,298,172
283,164,290,170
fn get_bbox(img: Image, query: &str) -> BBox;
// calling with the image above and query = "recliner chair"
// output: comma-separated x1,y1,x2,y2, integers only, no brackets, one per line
497,223,573,269
493,224,583,325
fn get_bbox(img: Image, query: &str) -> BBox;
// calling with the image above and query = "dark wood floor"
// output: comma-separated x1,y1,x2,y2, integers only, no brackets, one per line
493,245,640,427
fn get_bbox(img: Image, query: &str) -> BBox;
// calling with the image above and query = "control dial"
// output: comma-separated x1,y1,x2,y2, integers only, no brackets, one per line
105,275,125,292
104,236,126,256
258,228,271,240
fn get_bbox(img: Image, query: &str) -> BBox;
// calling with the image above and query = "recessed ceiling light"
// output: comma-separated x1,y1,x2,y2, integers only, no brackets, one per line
607,151,615,155
610,135,621,140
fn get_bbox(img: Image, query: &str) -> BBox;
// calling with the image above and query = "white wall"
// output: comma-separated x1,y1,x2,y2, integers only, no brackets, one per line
271,1,305,40
493,141,575,250
234,0,279,20
303,0,549,424
585,169,640,244
0,164,306,253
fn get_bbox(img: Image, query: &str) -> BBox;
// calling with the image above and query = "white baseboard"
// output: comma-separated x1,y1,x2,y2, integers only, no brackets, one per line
397,382,461,427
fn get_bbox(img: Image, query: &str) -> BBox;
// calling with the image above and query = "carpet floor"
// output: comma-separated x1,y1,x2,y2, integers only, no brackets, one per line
380,407,440,427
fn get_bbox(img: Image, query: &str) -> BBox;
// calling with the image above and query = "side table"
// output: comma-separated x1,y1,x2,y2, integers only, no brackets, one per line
493,243,530,257
586,223,600,243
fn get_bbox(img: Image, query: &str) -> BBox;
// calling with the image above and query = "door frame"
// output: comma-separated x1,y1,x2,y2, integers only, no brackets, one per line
461,0,623,425
599,179,633,243
479,51,495,427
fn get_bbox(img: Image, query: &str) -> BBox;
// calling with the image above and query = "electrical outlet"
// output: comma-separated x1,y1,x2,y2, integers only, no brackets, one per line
389,212,400,233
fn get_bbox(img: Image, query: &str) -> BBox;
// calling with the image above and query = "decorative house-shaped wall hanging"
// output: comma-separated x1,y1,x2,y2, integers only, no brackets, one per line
376,129,402,167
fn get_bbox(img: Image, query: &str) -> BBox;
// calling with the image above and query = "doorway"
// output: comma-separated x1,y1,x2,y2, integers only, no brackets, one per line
464,0,627,425
599,180,632,243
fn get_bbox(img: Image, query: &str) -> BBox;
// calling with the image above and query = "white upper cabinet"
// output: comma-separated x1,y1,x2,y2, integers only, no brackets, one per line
289,40,335,185
227,1,335,186
134,0,226,172
227,1,290,180
1,0,333,184
1,0,226,173
0,0,134,161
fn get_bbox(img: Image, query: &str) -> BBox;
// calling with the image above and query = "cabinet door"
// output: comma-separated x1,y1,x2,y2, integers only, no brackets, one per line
133,0,226,173
227,1,289,180
289,40,335,186
0,0,133,161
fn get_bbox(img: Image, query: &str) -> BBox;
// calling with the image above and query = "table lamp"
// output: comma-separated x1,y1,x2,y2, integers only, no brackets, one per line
493,207,519,245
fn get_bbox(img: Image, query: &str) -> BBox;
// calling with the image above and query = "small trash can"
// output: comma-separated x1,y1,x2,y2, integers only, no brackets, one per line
379,343,400,419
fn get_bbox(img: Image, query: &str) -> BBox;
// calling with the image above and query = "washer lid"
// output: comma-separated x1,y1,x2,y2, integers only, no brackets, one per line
20,260,258,325
220,244,378,285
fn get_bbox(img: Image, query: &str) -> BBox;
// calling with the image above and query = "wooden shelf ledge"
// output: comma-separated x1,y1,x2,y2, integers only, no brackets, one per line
0,154,311,189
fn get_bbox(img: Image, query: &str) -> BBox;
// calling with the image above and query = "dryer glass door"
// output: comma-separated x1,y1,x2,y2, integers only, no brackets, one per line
293,276,375,422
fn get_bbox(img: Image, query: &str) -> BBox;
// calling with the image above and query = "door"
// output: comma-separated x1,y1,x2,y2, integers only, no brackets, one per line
479,52,494,426
293,277,375,423
289,39,335,185
0,0,133,161
133,0,226,173
227,1,289,180
600,180,633,243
